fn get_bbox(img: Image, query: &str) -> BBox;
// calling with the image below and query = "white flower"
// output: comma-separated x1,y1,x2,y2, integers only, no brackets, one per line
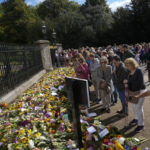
8,144,13,150
29,140,35,149
118,137,125,145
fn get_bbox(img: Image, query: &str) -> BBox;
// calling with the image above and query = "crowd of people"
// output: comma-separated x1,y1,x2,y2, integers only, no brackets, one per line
55,43,150,133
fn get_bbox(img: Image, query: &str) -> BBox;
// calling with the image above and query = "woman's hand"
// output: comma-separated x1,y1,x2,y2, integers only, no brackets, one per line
123,80,128,84
124,83,128,88
132,95,139,99
100,80,106,89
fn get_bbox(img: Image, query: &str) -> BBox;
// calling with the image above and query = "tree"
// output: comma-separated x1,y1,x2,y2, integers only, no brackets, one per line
0,0,42,44
130,0,150,42
0,0,29,43
81,0,113,46
0,4,5,41
37,0,79,19
111,7,134,44
26,6,43,43
85,0,107,6
56,11,86,48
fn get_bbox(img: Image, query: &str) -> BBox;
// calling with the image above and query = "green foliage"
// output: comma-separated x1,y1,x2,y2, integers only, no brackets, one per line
0,0,150,47
0,0,42,44
81,0,113,46
56,11,86,48
37,0,79,19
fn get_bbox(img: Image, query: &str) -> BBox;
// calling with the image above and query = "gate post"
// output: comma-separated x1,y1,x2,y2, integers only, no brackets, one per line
36,40,53,71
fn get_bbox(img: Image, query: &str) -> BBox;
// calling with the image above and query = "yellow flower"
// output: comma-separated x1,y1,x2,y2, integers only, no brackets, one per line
50,96,55,101
61,108,66,113
41,105,44,109
9,107,12,111
51,123,55,128
19,128,25,135
52,106,57,110
19,112,23,116
34,132,41,138
115,141,124,150
21,137,27,144
1,138,6,142
85,135,88,141
62,96,66,101
52,111,56,115
58,101,61,105
67,128,71,133
48,104,51,109
27,129,32,136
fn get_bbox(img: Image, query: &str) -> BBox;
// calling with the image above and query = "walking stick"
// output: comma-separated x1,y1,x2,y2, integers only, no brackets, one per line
124,87,129,128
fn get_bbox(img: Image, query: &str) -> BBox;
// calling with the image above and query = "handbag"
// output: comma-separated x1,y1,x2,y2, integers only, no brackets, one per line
88,79,93,87
127,72,141,104
128,90,141,104
100,80,107,89
100,80,111,94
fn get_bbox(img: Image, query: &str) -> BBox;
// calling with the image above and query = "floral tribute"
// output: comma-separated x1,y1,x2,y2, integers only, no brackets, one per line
0,67,145,150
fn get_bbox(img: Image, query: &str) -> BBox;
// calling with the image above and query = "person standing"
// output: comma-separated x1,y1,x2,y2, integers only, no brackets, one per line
55,50,60,67
89,54,100,102
125,58,146,132
76,57,90,80
97,56,113,113
121,44,135,62
144,45,150,82
72,57,80,76
113,56,128,116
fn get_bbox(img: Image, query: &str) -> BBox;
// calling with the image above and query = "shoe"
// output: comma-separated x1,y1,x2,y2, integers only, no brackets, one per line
95,98,100,104
106,108,110,113
119,113,128,117
111,102,115,106
117,110,123,114
135,126,145,133
101,108,106,112
129,119,138,126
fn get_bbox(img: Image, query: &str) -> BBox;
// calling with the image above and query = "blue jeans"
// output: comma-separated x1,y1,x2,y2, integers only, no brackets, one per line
118,89,128,114
113,84,118,103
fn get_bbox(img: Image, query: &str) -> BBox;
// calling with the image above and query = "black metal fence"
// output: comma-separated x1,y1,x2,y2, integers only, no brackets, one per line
0,43,43,96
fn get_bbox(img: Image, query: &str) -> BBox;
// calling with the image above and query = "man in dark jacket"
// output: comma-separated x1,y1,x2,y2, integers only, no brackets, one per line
122,44,135,62
113,56,128,116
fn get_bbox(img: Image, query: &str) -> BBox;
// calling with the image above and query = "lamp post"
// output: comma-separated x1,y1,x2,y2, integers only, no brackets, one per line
42,25,47,40
52,29,56,46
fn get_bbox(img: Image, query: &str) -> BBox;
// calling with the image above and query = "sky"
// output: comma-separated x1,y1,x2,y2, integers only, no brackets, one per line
0,0,131,12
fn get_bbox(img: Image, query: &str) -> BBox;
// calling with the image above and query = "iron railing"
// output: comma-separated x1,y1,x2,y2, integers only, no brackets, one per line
0,43,43,96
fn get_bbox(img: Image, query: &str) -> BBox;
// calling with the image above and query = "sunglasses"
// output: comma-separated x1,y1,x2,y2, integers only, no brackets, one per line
101,62,105,64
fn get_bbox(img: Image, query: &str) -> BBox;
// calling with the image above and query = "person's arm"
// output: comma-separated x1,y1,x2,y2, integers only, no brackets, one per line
136,69,144,90
133,90,150,99
96,67,103,83
129,50,135,58
106,66,112,84
80,63,89,74
122,67,128,81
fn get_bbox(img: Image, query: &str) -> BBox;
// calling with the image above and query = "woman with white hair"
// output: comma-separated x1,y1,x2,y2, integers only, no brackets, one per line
97,56,113,113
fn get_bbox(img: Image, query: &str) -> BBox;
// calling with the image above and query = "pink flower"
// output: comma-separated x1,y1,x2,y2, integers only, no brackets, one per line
5,121,10,126
14,138,18,143
58,123,65,132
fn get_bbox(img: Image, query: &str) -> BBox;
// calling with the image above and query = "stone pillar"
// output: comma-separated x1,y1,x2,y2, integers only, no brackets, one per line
36,40,53,71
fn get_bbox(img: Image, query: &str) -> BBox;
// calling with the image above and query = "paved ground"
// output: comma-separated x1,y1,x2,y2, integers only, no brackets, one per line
89,65,150,149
